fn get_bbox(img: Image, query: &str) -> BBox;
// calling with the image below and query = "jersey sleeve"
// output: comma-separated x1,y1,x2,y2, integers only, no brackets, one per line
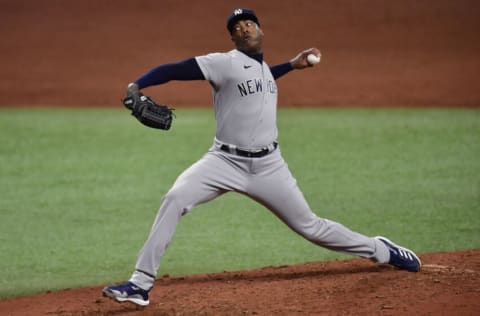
135,58,204,89
270,62,293,80
195,53,231,88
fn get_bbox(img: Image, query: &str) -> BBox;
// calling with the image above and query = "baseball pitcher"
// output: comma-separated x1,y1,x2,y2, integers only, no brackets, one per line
103,8,421,306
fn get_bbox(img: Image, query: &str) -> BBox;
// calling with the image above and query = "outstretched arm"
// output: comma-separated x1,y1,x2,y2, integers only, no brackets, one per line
127,58,205,95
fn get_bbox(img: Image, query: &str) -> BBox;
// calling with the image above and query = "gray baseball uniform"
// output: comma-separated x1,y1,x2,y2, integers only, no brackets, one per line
129,49,390,290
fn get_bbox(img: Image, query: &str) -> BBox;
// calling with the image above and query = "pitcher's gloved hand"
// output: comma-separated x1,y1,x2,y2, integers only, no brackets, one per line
122,86,174,131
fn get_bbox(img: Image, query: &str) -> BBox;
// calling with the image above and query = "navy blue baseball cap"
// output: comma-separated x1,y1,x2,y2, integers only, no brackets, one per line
226,8,260,34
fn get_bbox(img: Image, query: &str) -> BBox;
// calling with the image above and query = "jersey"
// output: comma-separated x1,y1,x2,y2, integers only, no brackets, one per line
195,49,278,150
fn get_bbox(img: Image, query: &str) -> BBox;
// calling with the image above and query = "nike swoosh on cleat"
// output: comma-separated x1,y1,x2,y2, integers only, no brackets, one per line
243,65,252,69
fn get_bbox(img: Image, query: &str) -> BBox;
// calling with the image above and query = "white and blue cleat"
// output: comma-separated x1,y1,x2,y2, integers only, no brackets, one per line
376,236,422,272
102,281,150,306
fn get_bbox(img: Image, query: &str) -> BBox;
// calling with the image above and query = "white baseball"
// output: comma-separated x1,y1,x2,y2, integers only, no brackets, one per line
307,53,321,65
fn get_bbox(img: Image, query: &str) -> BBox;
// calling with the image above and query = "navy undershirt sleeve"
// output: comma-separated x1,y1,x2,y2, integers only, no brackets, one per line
270,62,293,80
135,58,205,89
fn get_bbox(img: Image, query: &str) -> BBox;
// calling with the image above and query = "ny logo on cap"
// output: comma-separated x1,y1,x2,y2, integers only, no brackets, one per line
234,9,243,15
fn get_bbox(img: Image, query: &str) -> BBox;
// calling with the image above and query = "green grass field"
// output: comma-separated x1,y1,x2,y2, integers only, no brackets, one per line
0,107,479,298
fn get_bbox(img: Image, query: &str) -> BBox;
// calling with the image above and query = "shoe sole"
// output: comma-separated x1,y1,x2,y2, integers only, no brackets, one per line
102,288,150,306
375,236,422,271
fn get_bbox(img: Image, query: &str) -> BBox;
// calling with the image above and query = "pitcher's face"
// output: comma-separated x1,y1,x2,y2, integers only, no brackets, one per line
231,20,263,54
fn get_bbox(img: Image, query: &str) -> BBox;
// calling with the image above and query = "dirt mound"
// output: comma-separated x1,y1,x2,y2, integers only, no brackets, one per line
1,249,478,315
1,0,479,107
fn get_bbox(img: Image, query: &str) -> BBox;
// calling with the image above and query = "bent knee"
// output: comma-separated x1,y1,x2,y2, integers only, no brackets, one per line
161,189,193,216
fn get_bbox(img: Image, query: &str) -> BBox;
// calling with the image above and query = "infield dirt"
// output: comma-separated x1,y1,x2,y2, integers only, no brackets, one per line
0,250,479,315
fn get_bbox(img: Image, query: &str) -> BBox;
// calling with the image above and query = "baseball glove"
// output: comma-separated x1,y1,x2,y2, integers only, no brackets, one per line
123,93,174,130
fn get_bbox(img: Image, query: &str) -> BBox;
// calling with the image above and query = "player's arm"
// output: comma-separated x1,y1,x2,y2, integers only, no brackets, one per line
270,47,321,80
127,58,205,95
270,62,293,80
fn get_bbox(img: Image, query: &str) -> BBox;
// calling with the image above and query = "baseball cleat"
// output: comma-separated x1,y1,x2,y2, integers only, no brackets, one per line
375,236,421,272
102,281,150,306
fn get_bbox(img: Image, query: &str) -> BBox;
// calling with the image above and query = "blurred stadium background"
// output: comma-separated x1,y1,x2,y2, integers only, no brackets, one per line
0,0,479,108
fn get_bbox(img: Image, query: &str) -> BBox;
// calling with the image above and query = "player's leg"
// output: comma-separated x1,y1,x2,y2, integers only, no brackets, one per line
105,150,246,303
247,150,390,263
133,151,246,280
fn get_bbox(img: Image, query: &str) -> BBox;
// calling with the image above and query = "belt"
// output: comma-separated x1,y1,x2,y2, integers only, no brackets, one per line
219,142,278,158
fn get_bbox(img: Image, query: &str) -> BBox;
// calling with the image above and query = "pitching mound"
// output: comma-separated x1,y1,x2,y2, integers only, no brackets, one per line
1,250,478,315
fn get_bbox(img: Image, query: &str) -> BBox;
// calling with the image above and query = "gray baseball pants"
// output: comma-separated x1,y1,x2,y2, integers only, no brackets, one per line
130,145,389,290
